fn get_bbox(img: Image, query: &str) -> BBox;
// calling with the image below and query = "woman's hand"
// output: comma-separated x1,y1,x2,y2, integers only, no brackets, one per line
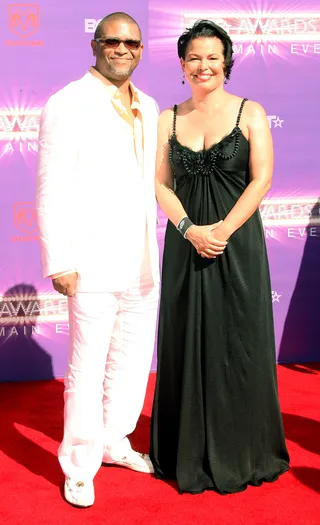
198,222,231,258
186,221,229,258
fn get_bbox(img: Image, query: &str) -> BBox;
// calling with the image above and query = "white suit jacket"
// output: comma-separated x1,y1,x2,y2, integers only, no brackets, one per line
36,72,160,292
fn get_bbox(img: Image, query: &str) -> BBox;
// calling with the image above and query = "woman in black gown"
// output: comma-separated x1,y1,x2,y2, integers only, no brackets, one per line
150,20,289,495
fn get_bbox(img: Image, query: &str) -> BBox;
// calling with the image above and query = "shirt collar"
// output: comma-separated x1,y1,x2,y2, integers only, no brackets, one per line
89,66,140,105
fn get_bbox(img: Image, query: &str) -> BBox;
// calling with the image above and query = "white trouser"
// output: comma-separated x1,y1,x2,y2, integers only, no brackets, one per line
58,274,159,481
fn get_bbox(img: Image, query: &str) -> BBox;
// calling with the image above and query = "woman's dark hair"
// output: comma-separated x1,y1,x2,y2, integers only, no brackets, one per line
177,20,234,81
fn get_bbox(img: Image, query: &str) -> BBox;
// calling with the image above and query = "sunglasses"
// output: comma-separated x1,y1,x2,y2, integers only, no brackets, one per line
95,38,141,50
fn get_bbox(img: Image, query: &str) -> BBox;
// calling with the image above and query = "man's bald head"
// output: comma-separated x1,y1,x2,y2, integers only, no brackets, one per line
94,12,142,40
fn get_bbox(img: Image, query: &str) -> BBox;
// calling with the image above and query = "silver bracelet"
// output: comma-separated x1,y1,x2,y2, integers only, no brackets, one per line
176,216,194,238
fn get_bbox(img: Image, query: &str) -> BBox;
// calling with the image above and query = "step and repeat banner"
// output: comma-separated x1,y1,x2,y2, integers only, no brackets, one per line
0,1,319,381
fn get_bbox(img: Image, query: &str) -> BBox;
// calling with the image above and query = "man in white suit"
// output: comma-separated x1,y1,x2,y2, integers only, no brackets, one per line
36,12,160,507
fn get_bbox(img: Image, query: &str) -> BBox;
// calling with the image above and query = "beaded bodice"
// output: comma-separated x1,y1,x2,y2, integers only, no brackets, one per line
169,98,249,183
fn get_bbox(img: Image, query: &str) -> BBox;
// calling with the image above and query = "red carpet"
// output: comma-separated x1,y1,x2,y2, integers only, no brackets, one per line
0,364,319,525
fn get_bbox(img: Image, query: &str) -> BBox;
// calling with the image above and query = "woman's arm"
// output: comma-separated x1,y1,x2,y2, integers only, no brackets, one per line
155,110,227,256
213,101,273,242
155,110,187,225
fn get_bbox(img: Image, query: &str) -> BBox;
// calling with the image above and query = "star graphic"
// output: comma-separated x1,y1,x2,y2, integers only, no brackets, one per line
273,117,284,128
222,21,232,33
272,291,282,303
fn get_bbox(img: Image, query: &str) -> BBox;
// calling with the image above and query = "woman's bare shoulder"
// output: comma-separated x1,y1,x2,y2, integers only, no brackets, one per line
242,99,266,118
159,99,192,118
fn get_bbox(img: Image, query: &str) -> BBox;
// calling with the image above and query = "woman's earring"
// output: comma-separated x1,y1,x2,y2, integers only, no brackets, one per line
182,75,185,85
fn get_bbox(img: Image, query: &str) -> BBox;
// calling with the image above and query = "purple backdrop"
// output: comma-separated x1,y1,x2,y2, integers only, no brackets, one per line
0,1,319,381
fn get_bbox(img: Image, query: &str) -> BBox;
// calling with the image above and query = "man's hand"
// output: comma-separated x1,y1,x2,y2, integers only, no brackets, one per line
52,272,78,297
186,221,228,258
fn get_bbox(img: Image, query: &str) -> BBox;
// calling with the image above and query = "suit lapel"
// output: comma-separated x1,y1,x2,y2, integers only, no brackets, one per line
138,97,149,182
139,96,158,185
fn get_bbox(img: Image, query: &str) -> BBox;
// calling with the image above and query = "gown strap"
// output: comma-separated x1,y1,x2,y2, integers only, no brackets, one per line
236,98,248,127
172,104,178,136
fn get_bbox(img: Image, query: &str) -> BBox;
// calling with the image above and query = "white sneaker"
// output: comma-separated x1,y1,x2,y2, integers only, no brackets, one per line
103,450,154,474
64,478,95,507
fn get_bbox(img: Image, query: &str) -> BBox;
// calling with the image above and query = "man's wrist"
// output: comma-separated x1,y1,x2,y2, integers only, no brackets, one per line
51,269,77,279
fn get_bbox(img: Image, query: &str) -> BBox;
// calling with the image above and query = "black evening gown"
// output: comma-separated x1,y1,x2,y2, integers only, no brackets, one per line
150,99,290,494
